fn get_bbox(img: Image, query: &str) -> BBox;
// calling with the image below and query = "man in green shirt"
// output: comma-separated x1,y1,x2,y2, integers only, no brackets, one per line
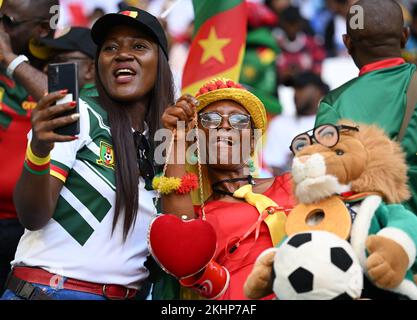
240,27,282,115
315,0,417,214
0,0,58,294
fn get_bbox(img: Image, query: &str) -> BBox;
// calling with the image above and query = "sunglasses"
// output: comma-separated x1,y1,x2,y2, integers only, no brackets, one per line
133,131,155,189
0,14,40,29
199,112,251,130
289,124,359,155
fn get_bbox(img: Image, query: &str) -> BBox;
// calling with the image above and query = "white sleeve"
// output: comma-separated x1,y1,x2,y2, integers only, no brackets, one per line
263,117,290,168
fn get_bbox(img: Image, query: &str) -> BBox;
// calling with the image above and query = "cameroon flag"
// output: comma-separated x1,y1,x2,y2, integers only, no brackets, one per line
182,0,247,95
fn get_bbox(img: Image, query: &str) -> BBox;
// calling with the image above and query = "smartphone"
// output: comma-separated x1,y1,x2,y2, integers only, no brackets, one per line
47,62,79,136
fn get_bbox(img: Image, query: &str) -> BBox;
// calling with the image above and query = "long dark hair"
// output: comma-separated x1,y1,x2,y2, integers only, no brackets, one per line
95,46,174,239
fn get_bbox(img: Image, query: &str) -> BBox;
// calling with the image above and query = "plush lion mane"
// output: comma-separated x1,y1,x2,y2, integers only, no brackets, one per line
339,120,410,204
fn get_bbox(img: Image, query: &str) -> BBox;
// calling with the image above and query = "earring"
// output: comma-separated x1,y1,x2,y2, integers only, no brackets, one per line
247,159,255,173
190,152,198,164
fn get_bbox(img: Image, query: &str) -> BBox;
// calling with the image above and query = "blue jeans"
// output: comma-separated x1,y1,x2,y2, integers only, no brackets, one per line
1,283,106,300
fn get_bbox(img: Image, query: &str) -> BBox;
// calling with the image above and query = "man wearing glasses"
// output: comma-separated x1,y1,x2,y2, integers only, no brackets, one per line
0,0,59,294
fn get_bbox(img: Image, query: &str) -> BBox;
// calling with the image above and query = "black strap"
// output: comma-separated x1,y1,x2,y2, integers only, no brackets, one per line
133,131,155,189
5,273,53,300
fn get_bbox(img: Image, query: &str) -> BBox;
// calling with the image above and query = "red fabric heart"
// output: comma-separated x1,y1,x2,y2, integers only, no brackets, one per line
148,214,217,278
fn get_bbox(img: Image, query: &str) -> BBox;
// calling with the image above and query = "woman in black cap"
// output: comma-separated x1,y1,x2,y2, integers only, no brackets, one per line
4,7,174,300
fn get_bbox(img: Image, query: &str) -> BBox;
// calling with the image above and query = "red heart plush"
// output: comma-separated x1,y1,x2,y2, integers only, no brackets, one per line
148,214,217,279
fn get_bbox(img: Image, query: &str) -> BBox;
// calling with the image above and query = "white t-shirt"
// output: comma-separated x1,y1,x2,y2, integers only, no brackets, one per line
12,98,157,289
263,115,316,171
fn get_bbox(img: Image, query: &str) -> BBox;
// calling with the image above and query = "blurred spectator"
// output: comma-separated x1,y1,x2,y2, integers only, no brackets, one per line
57,0,120,30
309,1,333,39
247,1,279,28
240,2,282,115
404,4,417,64
0,0,56,295
67,1,89,26
275,6,326,85
293,0,326,21
267,0,315,35
324,0,352,57
35,27,97,97
120,0,150,10
88,7,105,28
169,20,193,92
263,72,329,175
265,0,291,15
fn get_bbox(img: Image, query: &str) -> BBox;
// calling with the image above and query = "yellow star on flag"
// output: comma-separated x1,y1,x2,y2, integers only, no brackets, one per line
198,27,231,64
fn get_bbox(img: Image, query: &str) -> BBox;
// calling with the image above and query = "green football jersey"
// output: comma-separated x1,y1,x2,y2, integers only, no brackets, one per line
315,63,417,214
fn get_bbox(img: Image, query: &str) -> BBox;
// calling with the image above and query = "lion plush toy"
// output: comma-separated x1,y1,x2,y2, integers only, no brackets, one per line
245,121,417,300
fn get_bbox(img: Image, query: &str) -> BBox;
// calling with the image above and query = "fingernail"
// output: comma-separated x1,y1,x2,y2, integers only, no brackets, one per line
60,89,68,94
71,113,80,120
43,91,48,97
71,136,78,140
69,101,77,107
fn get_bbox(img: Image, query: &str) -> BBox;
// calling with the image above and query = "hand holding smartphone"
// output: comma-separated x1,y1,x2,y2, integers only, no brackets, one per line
47,62,80,136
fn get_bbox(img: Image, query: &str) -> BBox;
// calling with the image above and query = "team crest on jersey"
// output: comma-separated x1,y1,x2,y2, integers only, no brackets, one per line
97,141,115,169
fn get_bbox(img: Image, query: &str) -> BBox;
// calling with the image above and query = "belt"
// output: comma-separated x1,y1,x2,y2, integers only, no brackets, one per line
11,267,138,300
6,274,52,300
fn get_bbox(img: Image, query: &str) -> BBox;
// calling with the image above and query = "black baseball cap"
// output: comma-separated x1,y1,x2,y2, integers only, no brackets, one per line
91,7,169,59
280,6,302,23
39,27,96,59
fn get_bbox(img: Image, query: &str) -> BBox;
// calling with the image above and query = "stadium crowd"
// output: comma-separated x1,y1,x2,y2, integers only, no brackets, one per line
0,0,416,300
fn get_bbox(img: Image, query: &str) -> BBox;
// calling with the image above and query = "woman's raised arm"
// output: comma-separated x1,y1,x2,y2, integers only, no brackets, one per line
160,94,198,219
13,90,79,230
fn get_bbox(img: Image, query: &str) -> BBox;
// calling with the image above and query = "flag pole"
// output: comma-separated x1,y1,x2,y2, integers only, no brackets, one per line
159,0,185,19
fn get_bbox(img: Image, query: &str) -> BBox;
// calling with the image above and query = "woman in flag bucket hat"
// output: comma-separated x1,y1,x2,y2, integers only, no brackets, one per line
160,78,295,300
7,7,174,300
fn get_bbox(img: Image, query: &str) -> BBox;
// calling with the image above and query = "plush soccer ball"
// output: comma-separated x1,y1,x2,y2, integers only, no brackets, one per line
273,231,363,300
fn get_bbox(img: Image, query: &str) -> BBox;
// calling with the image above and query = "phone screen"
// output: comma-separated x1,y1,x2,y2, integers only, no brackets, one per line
47,62,80,136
